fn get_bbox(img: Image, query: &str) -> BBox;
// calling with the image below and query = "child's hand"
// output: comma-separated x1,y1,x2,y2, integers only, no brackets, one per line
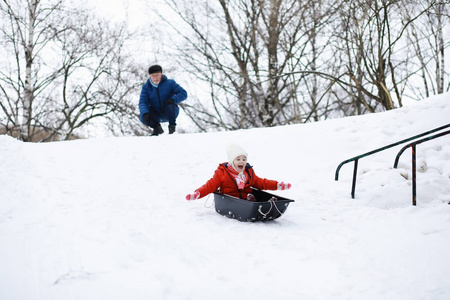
277,182,292,190
186,191,200,201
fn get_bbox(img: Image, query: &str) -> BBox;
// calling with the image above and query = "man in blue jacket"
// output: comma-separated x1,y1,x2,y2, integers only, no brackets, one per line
139,65,188,135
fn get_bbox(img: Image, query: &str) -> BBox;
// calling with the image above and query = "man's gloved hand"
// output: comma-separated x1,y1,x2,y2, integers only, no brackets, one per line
186,191,200,201
165,98,175,105
277,182,292,190
142,113,151,125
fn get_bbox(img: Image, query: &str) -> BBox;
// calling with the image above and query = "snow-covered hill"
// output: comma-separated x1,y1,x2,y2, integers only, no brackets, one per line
1,94,450,300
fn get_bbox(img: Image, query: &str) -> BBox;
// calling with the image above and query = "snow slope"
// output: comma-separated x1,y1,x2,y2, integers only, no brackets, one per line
1,94,450,300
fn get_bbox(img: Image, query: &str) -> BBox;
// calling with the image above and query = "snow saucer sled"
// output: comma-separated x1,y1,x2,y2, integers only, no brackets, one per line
213,188,294,222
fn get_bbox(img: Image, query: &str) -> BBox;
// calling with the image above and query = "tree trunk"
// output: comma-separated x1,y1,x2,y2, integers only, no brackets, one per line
22,0,38,141
436,1,445,94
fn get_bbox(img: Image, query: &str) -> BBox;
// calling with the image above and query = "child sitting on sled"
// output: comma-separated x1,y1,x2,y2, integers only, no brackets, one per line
185,144,292,201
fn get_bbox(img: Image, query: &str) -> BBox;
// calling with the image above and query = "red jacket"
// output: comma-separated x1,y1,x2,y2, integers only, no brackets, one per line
196,163,278,199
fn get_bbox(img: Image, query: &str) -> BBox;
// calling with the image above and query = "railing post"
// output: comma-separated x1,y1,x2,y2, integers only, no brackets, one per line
351,159,359,199
335,123,450,200
412,145,417,206
394,129,450,206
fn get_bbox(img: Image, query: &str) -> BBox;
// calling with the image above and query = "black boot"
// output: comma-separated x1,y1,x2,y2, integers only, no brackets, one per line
151,123,164,136
169,124,176,134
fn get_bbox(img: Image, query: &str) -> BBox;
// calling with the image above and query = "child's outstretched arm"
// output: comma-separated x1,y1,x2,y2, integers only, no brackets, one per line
185,166,223,201
251,170,292,191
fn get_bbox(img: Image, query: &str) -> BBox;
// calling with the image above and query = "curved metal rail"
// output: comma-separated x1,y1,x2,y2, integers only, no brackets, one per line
335,123,450,199
393,129,450,205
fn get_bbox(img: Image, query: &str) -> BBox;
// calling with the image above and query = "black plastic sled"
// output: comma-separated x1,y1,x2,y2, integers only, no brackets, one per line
213,188,294,222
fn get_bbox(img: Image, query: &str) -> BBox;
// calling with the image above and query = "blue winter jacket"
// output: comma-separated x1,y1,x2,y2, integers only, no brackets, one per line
139,75,187,116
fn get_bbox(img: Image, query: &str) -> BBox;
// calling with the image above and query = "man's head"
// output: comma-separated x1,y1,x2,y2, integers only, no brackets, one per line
148,65,163,85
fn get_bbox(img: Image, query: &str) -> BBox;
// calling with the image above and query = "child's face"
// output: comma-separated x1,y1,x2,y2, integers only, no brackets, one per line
233,155,247,173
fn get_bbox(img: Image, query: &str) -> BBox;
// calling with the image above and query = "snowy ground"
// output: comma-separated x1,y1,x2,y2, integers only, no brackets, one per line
1,94,450,300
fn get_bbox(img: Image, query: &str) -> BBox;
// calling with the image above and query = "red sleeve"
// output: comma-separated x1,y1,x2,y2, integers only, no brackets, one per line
249,169,278,191
196,167,224,198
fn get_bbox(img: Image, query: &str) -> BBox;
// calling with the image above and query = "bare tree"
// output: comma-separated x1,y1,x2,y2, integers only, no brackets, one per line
0,0,64,141
153,0,343,131
335,0,402,112
321,0,444,116
403,0,449,100
148,0,448,132
288,1,342,122
47,14,144,140
0,0,144,141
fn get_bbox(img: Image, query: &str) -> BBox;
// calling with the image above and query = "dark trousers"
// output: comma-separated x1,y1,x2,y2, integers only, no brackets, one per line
139,105,179,128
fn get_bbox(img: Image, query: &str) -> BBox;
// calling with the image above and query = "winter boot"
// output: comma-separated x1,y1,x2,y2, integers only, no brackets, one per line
169,124,176,134
246,194,257,202
151,123,164,136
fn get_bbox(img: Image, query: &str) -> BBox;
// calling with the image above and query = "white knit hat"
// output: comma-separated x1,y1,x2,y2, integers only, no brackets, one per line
227,144,248,165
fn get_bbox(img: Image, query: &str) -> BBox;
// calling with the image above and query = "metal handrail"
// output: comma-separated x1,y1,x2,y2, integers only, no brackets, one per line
393,129,450,206
335,123,450,199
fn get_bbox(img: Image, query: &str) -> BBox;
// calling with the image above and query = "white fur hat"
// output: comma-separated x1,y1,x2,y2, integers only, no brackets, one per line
227,144,248,165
